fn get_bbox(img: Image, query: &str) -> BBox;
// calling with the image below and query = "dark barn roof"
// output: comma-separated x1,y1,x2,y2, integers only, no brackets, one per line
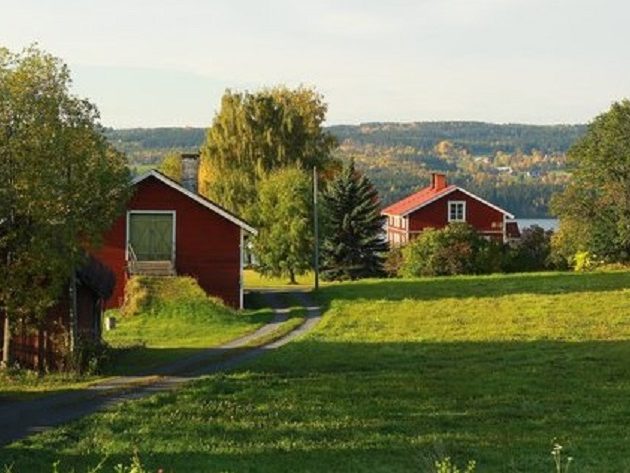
77,255,115,299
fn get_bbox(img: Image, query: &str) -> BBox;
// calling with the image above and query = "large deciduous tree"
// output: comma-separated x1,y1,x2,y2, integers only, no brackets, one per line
252,167,313,284
199,86,337,217
0,46,130,367
320,160,387,280
551,100,630,264
158,151,183,183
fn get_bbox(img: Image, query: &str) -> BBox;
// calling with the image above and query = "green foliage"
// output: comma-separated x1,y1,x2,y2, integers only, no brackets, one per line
199,86,337,216
400,223,500,277
572,251,594,272
0,45,130,366
552,100,630,263
62,338,112,375
384,246,404,277
506,225,554,272
252,167,313,284
157,151,182,183
330,122,585,155
321,159,388,280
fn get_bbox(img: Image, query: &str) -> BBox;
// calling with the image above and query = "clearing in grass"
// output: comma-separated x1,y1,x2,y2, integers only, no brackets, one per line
2,271,630,472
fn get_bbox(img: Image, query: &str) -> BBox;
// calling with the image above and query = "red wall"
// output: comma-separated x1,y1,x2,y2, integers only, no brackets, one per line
408,189,505,240
94,176,242,309
0,283,101,370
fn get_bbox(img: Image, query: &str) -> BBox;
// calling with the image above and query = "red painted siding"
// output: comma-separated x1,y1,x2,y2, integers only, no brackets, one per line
407,189,505,241
94,176,242,309
0,282,101,370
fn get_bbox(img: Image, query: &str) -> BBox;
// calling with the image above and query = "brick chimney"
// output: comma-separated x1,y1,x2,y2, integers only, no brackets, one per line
181,153,200,193
431,173,448,191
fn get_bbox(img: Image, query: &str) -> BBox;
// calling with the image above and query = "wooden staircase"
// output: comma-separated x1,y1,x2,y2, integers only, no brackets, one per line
128,260,176,277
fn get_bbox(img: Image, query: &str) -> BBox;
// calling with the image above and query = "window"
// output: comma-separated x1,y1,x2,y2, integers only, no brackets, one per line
448,201,466,222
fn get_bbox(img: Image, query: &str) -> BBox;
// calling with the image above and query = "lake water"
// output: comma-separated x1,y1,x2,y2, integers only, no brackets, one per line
517,218,559,231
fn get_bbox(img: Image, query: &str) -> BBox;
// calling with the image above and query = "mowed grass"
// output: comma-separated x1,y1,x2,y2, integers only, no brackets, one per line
243,268,316,289
3,271,630,472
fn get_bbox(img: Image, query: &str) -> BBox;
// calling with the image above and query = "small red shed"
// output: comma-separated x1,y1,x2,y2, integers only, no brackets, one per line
0,256,115,370
94,157,256,310
382,173,518,246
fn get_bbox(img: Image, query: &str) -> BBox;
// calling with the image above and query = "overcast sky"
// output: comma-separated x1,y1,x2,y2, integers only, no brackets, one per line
1,0,628,127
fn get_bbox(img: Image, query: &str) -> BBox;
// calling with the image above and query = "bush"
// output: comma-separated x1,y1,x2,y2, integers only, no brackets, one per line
60,338,113,375
384,247,404,277
505,225,555,272
400,223,502,277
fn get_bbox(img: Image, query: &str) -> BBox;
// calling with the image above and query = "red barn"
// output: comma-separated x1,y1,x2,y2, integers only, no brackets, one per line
94,155,256,310
382,173,519,246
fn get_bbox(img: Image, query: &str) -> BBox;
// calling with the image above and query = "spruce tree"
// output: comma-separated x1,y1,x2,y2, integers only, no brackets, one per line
321,160,388,280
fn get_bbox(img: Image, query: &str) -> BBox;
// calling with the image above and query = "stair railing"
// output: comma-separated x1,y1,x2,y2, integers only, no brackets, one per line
127,243,138,275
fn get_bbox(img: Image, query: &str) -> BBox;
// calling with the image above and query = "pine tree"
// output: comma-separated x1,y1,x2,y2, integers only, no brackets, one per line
321,160,388,280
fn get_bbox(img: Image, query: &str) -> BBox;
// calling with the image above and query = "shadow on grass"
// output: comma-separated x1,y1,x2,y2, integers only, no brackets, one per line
318,271,630,304
3,339,630,472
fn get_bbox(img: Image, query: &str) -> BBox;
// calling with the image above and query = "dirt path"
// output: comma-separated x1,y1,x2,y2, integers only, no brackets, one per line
0,290,322,447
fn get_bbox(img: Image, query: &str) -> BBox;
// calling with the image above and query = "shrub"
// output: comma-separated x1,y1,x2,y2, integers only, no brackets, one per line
572,251,594,272
384,246,404,277
505,225,555,272
400,223,501,277
60,338,113,375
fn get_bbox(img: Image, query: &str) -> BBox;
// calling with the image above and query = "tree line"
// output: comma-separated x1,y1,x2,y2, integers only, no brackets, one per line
108,122,583,217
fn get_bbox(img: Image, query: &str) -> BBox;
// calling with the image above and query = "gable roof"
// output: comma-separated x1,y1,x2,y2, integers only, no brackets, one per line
131,170,257,235
382,184,514,219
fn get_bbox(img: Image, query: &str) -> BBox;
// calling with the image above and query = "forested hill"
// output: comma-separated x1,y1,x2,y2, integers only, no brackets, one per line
329,122,586,154
105,122,587,217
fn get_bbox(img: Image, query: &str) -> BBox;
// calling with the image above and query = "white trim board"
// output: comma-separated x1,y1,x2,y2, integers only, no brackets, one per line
132,170,258,235
387,186,515,219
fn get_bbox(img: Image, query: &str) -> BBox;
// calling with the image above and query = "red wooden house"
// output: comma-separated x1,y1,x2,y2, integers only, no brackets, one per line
382,173,519,246
94,154,256,310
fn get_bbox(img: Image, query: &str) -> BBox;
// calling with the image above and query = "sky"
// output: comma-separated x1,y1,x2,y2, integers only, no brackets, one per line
1,0,628,128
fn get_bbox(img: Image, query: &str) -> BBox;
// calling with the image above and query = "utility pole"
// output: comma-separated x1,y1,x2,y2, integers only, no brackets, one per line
313,166,320,291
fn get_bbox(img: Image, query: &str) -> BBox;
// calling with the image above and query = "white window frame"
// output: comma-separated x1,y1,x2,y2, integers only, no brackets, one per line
447,201,466,222
125,210,177,264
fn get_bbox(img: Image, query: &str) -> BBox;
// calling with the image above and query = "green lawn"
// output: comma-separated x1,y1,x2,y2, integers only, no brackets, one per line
244,268,316,289
3,271,630,472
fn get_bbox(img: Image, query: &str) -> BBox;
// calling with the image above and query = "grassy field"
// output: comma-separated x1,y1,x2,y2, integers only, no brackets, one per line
104,277,274,375
0,277,273,397
243,268,316,289
2,271,630,472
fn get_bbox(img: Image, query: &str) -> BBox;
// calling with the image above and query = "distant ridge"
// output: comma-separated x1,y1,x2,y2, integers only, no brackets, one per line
106,121,586,157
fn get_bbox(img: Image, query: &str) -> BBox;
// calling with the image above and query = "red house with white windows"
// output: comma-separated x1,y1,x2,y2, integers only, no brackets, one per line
382,173,520,246
93,154,256,310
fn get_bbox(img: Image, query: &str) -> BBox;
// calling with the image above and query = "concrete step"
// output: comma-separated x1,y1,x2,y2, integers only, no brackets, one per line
129,260,176,277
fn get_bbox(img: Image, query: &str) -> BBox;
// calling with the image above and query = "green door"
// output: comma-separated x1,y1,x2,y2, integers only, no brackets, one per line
128,213,174,261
